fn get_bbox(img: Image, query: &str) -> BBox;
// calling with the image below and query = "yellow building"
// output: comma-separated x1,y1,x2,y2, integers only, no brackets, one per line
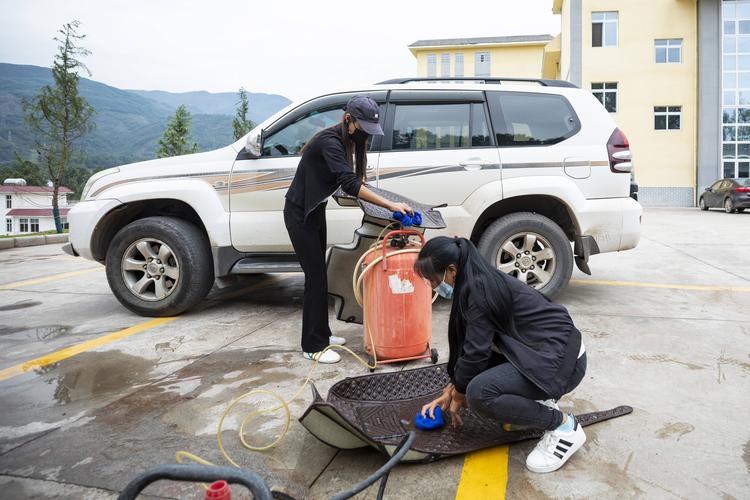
410,0,735,207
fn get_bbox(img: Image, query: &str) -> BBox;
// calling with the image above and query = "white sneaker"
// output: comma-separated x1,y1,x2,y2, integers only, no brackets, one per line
526,415,586,473
302,349,341,364
329,335,347,346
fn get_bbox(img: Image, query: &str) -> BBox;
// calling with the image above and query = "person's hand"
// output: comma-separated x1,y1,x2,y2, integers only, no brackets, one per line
448,389,468,427
421,385,453,419
390,201,414,216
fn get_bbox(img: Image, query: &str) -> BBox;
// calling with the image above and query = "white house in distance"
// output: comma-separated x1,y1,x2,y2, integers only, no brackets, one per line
2,179,72,236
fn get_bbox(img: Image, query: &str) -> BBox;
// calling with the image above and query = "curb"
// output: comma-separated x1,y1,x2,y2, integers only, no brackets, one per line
0,234,69,250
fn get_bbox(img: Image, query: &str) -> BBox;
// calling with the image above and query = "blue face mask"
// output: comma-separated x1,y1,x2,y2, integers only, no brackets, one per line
434,270,454,300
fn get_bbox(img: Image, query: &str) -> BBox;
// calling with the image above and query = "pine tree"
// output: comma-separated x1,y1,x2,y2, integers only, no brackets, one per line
232,87,254,140
22,20,95,233
156,105,198,158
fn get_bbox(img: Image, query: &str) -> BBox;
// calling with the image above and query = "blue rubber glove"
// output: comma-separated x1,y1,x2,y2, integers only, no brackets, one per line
393,211,422,227
415,406,444,430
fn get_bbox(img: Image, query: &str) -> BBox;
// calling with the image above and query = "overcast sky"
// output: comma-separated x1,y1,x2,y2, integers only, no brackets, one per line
1,0,560,102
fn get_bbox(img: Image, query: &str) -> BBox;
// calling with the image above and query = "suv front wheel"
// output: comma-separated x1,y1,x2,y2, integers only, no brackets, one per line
105,216,214,316
477,212,574,298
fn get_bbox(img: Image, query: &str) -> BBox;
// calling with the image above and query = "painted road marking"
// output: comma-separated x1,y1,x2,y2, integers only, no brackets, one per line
456,445,508,499
0,317,176,382
0,274,294,383
570,279,750,293
0,267,102,290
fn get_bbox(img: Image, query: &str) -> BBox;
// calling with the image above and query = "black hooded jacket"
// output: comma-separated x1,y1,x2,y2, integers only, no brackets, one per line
451,275,582,400
285,125,362,219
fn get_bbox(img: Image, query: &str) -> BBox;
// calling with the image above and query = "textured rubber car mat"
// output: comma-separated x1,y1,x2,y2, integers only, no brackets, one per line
333,186,447,229
300,364,633,463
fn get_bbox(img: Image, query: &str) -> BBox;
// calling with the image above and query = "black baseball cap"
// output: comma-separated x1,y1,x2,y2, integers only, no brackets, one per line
345,96,384,136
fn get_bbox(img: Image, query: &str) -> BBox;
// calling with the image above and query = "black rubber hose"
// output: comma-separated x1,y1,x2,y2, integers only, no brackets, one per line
376,472,390,500
117,464,273,500
330,431,416,500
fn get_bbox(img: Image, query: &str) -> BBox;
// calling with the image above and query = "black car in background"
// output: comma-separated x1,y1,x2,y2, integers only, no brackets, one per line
699,178,750,213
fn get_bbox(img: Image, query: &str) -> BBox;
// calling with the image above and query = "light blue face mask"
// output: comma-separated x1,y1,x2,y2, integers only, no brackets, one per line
434,270,454,300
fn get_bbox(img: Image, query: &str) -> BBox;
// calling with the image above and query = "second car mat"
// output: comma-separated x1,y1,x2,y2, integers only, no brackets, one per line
300,363,632,463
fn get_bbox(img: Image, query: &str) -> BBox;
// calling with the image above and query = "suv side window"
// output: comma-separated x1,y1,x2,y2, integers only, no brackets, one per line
391,102,492,150
262,108,341,156
487,91,581,146
261,91,387,157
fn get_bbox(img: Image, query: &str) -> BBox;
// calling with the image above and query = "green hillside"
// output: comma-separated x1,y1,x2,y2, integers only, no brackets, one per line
0,63,290,170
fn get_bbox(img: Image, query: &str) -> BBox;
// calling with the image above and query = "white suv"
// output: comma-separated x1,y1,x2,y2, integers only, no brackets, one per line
65,77,642,316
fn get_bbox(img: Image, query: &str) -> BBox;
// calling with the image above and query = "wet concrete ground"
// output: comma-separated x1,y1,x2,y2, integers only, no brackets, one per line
0,208,748,499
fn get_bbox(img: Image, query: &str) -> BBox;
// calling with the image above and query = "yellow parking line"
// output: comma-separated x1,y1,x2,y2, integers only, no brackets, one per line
0,274,297,383
0,317,176,383
456,445,508,499
570,279,750,293
0,267,102,290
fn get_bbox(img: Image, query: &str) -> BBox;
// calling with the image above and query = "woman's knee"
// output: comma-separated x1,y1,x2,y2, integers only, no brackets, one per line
466,377,493,412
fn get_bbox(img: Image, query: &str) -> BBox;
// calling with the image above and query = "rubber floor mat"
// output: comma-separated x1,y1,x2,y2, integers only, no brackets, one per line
300,363,632,463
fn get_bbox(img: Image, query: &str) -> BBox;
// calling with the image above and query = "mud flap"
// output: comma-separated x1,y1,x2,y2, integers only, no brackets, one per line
300,364,633,462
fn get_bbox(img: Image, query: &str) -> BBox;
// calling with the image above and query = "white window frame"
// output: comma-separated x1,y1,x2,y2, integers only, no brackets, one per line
591,82,618,113
30,218,39,233
440,53,450,78
454,53,464,78
19,218,29,233
592,11,618,47
5,194,11,209
5,218,11,233
655,39,682,63
426,54,437,78
61,217,69,230
654,106,682,130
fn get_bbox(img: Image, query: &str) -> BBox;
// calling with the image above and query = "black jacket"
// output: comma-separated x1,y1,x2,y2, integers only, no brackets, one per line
285,125,362,219
452,277,582,400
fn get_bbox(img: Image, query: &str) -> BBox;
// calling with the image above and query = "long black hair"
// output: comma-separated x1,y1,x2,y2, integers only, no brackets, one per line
414,236,517,381
301,113,368,181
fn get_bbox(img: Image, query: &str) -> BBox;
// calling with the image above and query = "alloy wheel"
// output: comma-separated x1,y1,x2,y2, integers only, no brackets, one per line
121,238,180,301
495,232,557,289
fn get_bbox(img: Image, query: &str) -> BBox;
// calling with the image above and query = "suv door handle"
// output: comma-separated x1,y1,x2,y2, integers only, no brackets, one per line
459,159,491,170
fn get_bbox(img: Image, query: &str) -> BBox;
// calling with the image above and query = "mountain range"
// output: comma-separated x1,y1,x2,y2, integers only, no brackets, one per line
0,63,291,169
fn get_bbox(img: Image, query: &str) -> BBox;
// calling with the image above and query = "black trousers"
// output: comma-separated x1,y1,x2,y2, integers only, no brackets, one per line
465,353,587,431
284,200,332,352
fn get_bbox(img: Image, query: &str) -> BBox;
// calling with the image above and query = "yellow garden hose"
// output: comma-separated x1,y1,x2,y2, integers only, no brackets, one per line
174,227,430,474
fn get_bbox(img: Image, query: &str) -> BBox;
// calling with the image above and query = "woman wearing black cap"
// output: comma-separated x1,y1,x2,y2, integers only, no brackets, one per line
285,96,413,364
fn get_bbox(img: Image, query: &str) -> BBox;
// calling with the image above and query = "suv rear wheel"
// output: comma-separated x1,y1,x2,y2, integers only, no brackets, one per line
477,212,574,298
105,216,214,316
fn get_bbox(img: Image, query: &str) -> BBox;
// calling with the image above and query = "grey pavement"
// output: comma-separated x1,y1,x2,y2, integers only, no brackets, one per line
0,208,748,499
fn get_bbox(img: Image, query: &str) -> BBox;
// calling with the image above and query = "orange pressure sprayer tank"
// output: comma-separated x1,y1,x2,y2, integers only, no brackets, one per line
362,230,432,360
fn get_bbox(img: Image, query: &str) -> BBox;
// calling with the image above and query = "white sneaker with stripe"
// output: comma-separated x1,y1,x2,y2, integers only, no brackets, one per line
526,415,586,473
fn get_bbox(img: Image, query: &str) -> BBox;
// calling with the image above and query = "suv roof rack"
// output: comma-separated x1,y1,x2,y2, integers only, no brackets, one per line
377,77,578,88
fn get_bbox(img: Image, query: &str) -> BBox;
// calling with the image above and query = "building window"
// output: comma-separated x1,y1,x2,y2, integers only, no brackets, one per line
5,218,11,233
592,82,618,112
592,12,618,47
654,106,681,130
427,54,436,78
455,53,464,78
475,52,491,77
5,195,10,209
655,39,682,63
440,53,450,78
61,217,69,230
722,0,750,178
19,218,28,233
30,218,39,232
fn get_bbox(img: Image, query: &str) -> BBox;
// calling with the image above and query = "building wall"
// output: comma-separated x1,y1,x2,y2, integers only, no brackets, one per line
414,44,547,78
582,0,698,206
1,192,68,235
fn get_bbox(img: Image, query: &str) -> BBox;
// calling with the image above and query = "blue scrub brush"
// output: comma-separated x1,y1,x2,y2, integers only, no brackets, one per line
415,406,445,430
393,211,423,227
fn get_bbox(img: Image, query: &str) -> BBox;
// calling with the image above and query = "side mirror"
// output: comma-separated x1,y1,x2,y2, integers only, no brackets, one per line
244,128,263,158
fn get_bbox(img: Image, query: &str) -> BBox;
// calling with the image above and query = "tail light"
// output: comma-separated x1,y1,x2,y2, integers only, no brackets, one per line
735,186,750,193
607,128,632,173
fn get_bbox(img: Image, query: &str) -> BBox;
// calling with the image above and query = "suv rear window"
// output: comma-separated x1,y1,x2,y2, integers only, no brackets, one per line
487,91,580,147
391,103,491,150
